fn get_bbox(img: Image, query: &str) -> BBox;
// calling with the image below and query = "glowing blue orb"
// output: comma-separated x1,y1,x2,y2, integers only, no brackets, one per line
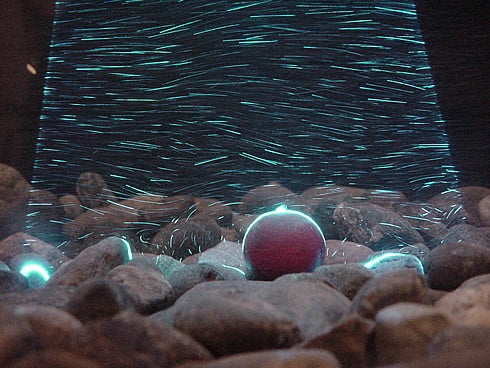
19,263,51,282
9,253,53,288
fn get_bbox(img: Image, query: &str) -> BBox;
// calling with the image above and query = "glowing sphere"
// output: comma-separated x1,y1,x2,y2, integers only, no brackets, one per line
242,205,326,280
9,253,53,288
361,252,424,275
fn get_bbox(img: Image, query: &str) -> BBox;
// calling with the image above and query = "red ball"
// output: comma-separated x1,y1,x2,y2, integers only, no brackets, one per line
242,206,326,280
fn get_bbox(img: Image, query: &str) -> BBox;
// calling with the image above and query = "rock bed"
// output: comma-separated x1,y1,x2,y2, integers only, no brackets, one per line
0,163,489,367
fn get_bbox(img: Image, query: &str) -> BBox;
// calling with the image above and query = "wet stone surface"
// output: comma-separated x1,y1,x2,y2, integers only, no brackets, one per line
0,165,489,367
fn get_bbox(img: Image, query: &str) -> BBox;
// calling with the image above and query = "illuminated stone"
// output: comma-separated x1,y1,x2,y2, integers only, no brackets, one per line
9,253,53,288
242,206,326,280
361,252,424,275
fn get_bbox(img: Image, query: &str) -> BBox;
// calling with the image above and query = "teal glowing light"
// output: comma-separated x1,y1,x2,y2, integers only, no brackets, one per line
19,262,51,283
120,237,133,262
31,0,458,217
275,204,288,212
361,252,424,274
9,253,53,288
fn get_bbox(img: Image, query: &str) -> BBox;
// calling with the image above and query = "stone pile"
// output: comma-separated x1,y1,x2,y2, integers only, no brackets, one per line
0,163,489,367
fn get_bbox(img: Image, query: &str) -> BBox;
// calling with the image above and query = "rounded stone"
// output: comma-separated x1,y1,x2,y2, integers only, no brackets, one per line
435,283,490,327
427,242,490,291
237,182,299,214
76,172,115,209
176,348,340,368
242,207,326,280
0,164,31,239
478,194,490,227
154,290,302,357
323,240,373,265
374,303,452,365
151,215,221,261
349,269,428,319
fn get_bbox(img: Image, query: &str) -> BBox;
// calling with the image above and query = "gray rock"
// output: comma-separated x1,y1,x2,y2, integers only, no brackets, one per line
59,311,211,368
151,215,221,260
182,240,247,276
397,242,431,270
422,288,448,306
0,304,81,366
427,186,490,227
478,194,490,227
114,312,213,366
237,182,300,214
153,254,186,277
427,190,464,225
0,232,68,269
129,253,186,279
300,185,367,207
193,197,233,227
333,202,424,251
428,325,490,356
361,252,424,275
394,201,448,242
0,285,77,309
165,262,246,303
76,172,115,209
66,278,133,322
349,270,428,319
429,223,490,249
106,264,174,313
26,236,69,270
0,164,31,240
0,233,26,264
459,273,490,288
299,185,368,240
7,304,82,347
314,263,376,300
175,348,341,368
374,303,452,365
0,233,69,291
5,350,102,368
301,313,375,368
323,240,373,265
166,280,271,307
47,237,131,287
435,283,490,327
0,270,28,293
59,194,84,220
63,194,194,244
126,253,166,273
427,242,490,290
375,349,490,368
255,274,351,338
0,305,40,367
152,286,302,357
135,194,195,223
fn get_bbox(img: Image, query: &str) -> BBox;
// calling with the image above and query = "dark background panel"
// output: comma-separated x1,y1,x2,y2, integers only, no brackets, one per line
0,1,55,180
416,0,489,187
0,1,488,195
